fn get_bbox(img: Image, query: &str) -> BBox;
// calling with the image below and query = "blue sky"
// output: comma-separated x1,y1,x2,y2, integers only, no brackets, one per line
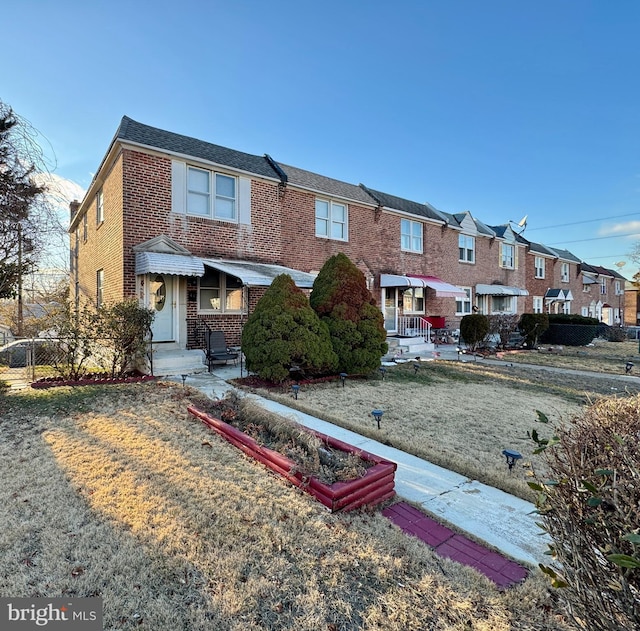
4,1,640,278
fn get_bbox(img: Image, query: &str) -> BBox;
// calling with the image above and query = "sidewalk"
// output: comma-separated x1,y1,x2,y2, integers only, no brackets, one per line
174,357,549,569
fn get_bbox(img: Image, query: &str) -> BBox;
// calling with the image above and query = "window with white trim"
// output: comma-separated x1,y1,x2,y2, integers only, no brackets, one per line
455,287,472,315
402,287,424,313
458,235,475,263
401,219,423,253
315,199,347,240
600,278,607,295
561,262,570,282
96,190,104,224
534,256,545,279
491,295,515,313
581,306,589,317
198,269,245,313
500,243,515,269
187,167,237,221
533,296,543,313
562,301,571,314
96,269,104,308
615,280,622,295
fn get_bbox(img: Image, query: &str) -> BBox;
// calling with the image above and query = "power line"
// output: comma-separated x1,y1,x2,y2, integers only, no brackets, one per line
546,232,640,245
527,212,640,232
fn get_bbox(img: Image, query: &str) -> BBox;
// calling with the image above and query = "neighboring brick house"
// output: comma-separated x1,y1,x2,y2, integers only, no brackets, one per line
69,116,628,373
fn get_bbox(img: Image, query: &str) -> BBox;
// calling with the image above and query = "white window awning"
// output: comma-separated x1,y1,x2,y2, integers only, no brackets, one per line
135,252,205,277
544,288,574,301
200,259,317,288
380,273,466,297
475,284,529,296
582,275,597,284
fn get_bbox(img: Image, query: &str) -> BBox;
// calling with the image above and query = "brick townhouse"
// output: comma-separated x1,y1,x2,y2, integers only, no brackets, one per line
69,116,626,373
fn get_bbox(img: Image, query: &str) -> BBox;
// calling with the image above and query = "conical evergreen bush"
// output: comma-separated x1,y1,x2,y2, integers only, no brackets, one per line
310,253,387,374
242,274,338,383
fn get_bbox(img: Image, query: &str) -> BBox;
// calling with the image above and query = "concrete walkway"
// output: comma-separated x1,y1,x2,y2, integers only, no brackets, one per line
173,353,550,568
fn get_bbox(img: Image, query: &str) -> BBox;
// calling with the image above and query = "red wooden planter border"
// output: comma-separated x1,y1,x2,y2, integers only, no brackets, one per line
31,375,155,389
187,405,396,512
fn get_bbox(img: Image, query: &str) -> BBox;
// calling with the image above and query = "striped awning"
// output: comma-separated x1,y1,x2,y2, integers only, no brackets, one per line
475,284,529,296
135,252,205,276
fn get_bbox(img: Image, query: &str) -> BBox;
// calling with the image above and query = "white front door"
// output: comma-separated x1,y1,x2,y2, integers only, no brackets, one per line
150,274,175,342
383,288,398,333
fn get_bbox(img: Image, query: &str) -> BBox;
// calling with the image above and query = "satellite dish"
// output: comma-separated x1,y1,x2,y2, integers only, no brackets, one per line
615,261,626,268
517,214,528,228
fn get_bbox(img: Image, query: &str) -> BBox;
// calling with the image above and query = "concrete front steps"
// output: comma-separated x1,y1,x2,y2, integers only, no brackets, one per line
150,344,206,376
386,336,435,357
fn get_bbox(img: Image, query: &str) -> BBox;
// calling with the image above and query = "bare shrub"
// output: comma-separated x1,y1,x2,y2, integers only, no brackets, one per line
530,397,640,630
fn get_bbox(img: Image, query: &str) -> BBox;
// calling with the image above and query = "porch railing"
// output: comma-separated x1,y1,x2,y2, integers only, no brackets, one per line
397,316,432,341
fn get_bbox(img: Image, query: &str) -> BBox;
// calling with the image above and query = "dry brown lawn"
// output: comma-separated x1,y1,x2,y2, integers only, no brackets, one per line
0,382,577,630
248,339,640,500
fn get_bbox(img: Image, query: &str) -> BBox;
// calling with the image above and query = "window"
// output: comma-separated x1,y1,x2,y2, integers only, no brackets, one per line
534,256,545,279
96,190,104,224
402,287,424,313
198,269,244,313
581,306,589,317
401,219,423,253
315,199,347,240
187,167,237,220
561,262,570,282
491,295,515,313
458,235,475,263
83,212,88,242
96,269,104,308
533,296,543,313
456,287,472,315
600,278,607,295
615,280,622,295
500,243,515,268
562,301,571,314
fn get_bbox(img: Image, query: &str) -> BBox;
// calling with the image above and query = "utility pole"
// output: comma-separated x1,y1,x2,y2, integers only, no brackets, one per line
17,223,23,337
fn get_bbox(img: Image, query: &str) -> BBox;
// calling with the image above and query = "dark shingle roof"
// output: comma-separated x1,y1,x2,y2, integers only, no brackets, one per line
362,187,448,222
117,116,279,179
527,241,558,257
277,164,377,205
549,247,581,264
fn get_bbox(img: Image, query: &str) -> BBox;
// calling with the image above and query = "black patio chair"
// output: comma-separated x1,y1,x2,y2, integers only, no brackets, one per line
205,330,239,372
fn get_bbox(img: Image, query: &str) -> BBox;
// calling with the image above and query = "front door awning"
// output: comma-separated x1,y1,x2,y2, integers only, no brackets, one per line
475,284,529,296
135,252,205,276
545,288,574,301
200,259,317,288
380,273,466,297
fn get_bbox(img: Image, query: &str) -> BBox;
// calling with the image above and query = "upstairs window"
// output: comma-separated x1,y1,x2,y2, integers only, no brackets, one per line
615,280,622,295
187,167,237,221
600,278,607,295
534,256,545,279
401,219,423,253
500,243,515,269
96,190,104,225
561,262,570,282
315,199,347,241
458,235,475,263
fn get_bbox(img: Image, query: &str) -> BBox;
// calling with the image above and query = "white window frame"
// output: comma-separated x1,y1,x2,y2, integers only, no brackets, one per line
96,190,104,225
533,296,543,313
401,219,423,253
198,269,246,314
96,269,104,308
187,166,238,221
534,256,545,279
562,301,571,314
315,198,348,241
500,243,515,269
615,280,622,295
402,287,424,314
561,262,570,282
458,234,475,263
600,278,607,295
455,287,473,315
581,306,589,317
491,295,515,314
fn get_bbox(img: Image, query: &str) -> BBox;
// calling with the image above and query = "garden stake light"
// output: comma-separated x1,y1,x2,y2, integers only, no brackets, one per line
502,449,522,472
625,361,633,374
372,409,383,429
292,384,300,400
181,374,188,387
413,363,419,374
339,372,347,387
379,367,386,380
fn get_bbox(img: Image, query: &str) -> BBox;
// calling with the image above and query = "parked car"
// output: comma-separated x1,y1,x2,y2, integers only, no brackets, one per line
0,339,62,368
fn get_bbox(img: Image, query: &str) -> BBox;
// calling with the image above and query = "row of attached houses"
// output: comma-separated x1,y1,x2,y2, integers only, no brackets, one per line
69,117,627,373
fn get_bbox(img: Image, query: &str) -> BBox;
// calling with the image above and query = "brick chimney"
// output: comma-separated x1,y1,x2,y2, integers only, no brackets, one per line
69,199,80,221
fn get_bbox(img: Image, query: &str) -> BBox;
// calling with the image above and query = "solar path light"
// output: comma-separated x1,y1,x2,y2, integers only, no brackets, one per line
372,409,384,429
502,449,522,472
291,384,300,400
